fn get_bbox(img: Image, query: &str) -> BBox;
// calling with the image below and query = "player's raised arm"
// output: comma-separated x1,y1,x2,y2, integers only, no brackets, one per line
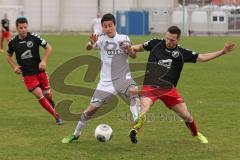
197,42,235,62
39,43,52,71
86,34,98,50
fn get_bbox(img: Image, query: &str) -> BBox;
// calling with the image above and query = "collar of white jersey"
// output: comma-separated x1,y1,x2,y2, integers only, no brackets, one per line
104,32,118,39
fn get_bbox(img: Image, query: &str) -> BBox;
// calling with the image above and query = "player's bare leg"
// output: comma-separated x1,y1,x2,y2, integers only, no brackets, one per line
43,89,55,108
62,104,99,143
129,97,152,143
127,85,141,143
31,87,62,124
172,103,208,143
133,97,152,130
127,85,141,125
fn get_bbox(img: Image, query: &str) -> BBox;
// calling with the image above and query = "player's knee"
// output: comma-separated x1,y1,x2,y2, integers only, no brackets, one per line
42,89,51,95
127,86,138,96
90,97,106,108
43,89,52,98
34,95,43,99
84,105,99,118
44,93,52,99
181,113,192,122
90,101,102,108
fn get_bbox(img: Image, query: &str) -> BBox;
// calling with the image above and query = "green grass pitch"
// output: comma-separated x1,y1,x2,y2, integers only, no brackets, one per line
0,35,239,160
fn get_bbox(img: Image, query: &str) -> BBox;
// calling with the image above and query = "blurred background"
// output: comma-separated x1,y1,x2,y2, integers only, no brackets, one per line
0,0,240,35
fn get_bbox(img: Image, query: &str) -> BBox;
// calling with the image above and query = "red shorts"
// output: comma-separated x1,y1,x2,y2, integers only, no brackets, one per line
140,85,184,108
23,72,50,92
1,31,10,38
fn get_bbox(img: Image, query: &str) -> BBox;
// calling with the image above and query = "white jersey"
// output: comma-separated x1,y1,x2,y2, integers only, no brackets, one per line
92,18,102,34
96,33,132,82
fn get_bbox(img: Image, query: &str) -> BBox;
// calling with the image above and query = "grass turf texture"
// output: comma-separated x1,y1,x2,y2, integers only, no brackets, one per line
0,35,239,160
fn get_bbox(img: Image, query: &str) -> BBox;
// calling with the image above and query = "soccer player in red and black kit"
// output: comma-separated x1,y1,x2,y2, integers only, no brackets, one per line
129,26,235,144
6,17,63,125
0,13,10,52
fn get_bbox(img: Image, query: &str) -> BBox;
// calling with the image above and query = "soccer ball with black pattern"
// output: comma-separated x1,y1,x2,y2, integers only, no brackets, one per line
94,124,113,142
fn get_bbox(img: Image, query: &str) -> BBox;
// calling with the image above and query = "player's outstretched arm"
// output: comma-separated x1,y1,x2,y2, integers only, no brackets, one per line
121,43,136,59
39,43,52,71
6,54,22,74
131,44,145,52
197,43,235,62
124,44,145,59
127,46,137,59
86,34,98,50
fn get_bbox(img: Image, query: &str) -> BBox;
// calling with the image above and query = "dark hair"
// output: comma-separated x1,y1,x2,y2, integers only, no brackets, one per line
101,13,116,25
16,17,28,27
167,26,181,38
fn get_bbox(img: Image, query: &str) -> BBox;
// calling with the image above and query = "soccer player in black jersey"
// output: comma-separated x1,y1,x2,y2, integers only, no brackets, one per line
0,13,10,52
129,26,235,144
6,17,63,125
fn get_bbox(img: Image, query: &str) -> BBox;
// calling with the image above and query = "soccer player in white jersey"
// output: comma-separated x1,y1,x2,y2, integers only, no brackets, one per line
62,13,140,144
92,12,102,35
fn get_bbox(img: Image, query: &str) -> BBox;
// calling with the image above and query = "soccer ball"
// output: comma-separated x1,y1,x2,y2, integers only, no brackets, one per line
94,124,113,142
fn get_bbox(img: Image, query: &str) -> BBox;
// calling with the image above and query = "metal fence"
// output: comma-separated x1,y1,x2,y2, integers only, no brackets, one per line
149,7,240,35
1,0,240,35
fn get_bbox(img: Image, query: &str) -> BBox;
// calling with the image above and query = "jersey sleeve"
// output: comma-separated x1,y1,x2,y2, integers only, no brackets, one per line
143,39,160,51
179,46,199,63
32,33,48,48
7,39,14,55
126,35,131,43
119,35,131,47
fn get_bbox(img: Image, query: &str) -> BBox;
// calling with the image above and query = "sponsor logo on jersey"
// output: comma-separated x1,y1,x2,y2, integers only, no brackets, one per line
172,50,180,58
158,59,172,69
21,50,33,59
27,41,33,48
104,41,123,55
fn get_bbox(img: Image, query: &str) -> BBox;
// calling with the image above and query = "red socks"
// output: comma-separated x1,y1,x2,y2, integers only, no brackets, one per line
38,96,59,119
185,119,198,136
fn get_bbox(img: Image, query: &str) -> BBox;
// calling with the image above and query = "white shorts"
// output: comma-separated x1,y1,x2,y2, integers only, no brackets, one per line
90,77,136,107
